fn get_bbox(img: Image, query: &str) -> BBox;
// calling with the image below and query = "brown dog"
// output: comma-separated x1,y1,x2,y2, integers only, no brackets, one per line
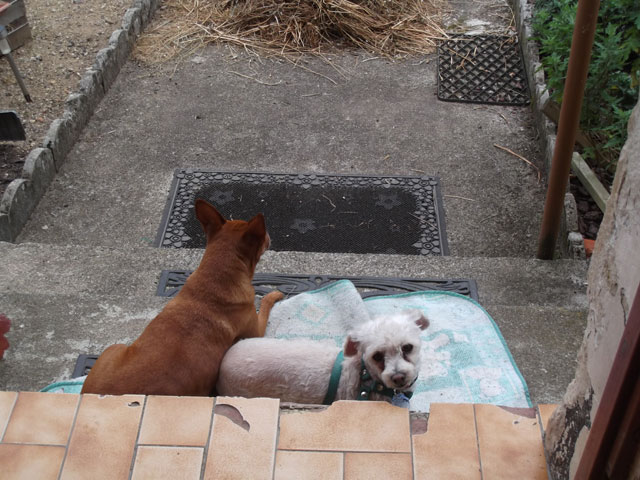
81,199,283,396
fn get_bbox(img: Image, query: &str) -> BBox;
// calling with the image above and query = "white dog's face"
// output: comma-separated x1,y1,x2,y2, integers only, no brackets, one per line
345,309,429,391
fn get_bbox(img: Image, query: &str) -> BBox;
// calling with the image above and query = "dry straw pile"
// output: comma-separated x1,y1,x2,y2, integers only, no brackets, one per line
135,0,448,63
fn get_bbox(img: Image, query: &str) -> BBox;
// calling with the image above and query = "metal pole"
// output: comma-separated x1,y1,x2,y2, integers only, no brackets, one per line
5,52,32,103
536,0,600,259
0,25,32,103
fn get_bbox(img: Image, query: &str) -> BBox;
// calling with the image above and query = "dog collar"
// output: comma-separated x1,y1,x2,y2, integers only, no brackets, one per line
323,352,416,405
323,350,345,405
357,358,415,402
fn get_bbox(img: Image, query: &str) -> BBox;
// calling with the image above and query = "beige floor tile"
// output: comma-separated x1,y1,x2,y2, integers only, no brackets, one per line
3,392,79,445
475,404,548,479
537,404,558,433
412,403,481,480
131,446,204,480
0,391,17,439
60,394,145,480
345,452,412,480
275,450,343,480
278,401,411,453
0,444,66,480
138,395,213,446
203,396,280,480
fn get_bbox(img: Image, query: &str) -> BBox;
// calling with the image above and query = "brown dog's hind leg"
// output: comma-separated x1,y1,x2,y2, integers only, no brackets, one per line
256,290,284,336
81,343,128,394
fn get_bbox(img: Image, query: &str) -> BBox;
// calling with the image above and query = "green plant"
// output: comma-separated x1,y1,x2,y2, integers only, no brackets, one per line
533,0,640,173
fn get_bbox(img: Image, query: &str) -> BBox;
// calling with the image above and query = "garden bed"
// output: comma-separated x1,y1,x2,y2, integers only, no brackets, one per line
531,0,639,241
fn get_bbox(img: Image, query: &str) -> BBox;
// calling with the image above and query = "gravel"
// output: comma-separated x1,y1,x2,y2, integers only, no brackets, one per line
0,0,131,197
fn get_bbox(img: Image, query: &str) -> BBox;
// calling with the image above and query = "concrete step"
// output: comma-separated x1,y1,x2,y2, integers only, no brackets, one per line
0,291,585,404
14,48,547,258
0,241,588,402
0,242,588,308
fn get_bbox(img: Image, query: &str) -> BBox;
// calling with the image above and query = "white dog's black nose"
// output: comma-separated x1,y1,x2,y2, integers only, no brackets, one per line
392,373,406,386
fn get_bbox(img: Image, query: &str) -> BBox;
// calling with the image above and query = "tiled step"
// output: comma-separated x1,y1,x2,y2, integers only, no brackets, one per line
0,393,554,479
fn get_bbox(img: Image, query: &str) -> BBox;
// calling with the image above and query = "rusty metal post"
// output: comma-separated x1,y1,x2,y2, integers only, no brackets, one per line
536,0,601,259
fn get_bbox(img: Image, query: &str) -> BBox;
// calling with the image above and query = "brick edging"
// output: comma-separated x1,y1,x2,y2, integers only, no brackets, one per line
0,0,160,242
510,0,585,259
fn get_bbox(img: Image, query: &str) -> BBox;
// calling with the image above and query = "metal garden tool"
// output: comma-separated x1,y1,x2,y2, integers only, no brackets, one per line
0,24,32,102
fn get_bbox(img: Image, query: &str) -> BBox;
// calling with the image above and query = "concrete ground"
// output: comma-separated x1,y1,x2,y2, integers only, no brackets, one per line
0,0,589,406
18,50,545,257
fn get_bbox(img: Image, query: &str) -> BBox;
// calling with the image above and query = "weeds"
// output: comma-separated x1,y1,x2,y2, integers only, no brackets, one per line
533,0,639,173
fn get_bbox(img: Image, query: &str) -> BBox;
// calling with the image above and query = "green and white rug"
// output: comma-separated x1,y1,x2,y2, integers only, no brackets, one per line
265,279,531,413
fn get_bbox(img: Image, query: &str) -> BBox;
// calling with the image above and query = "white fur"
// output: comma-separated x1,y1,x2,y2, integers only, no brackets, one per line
216,309,429,404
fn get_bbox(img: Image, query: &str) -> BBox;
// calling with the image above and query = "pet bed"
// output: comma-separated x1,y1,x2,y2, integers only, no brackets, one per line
264,279,531,412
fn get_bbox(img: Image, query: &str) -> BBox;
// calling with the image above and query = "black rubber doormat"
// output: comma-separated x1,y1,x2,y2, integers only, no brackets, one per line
156,271,479,301
72,354,97,378
156,170,449,255
437,34,529,106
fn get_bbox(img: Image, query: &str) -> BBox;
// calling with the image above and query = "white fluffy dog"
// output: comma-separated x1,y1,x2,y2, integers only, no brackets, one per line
216,309,429,405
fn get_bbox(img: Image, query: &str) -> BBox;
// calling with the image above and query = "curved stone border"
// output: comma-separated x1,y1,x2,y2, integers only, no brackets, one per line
0,0,160,242
510,0,585,259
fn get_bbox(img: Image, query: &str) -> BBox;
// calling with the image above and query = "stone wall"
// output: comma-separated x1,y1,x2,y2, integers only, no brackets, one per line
544,94,640,478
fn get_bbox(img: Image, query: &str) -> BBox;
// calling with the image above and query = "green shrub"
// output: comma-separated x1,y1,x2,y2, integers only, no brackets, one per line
533,0,640,172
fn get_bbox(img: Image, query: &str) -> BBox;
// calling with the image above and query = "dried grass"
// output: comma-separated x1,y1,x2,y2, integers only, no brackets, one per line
134,0,449,63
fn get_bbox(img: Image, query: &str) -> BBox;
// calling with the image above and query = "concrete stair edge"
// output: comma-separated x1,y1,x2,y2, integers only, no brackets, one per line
0,241,588,309
0,290,586,403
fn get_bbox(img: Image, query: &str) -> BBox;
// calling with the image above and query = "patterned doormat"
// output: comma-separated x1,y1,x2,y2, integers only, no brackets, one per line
156,170,448,255
437,34,529,106
156,271,479,301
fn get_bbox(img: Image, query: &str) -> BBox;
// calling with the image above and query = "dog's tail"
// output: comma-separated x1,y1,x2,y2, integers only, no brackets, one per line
256,290,284,336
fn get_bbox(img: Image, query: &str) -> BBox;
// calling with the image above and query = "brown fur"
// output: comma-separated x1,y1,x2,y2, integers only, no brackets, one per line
81,199,283,396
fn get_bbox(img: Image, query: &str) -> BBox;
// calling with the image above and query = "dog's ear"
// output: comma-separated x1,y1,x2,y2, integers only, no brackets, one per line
415,314,430,330
344,336,360,356
195,199,226,240
404,309,430,330
244,213,267,241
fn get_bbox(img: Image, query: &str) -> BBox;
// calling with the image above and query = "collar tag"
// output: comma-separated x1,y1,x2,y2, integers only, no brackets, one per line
391,392,411,408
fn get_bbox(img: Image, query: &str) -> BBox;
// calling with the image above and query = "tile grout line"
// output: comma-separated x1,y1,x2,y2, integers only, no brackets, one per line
409,411,418,480
342,452,346,480
337,451,414,456
276,448,413,454
57,394,82,480
127,396,149,480
271,403,281,480
136,443,209,449
535,405,553,480
473,404,484,480
199,396,217,480
0,391,19,442
2,441,70,447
